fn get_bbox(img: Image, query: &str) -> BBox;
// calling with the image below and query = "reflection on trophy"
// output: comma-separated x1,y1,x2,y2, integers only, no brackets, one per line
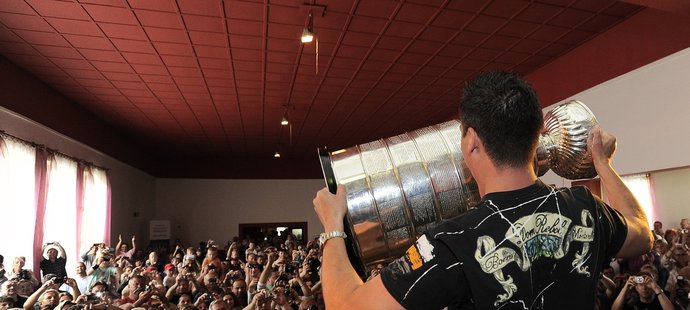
318,100,599,274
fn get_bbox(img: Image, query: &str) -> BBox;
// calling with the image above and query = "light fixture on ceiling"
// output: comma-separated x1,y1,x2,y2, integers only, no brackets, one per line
281,110,289,126
301,12,314,43
274,151,281,158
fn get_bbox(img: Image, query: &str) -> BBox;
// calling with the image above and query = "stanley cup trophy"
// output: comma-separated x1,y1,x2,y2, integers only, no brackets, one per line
318,100,599,277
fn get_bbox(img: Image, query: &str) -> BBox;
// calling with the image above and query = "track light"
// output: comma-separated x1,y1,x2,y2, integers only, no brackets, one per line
274,151,281,158
301,12,314,43
281,115,289,126
301,28,314,43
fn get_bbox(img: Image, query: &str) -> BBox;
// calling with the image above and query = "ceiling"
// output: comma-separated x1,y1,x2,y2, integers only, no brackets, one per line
0,0,689,179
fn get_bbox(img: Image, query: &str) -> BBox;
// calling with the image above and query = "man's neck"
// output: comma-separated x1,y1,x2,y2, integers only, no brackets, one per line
476,165,537,197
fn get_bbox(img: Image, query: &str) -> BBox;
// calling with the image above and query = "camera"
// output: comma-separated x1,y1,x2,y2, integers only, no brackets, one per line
207,264,216,270
53,276,67,284
679,276,686,288
19,269,31,280
633,276,645,284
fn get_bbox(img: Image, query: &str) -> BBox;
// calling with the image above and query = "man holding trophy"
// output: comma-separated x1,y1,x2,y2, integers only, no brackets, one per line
312,71,653,309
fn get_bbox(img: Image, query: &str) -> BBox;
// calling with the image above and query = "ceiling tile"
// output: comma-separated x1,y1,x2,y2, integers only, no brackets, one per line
80,48,125,62
0,13,54,31
198,57,230,69
384,20,424,38
64,34,113,49
0,0,35,14
431,10,473,28
99,23,148,40
111,38,155,53
224,1,264,21
453,31,490,47
466,14,507,34
101,71,140,81
267,5,301,26
341,31,377,47
183,15,224,33
227,19,263,36
189,31,227,47
161,55,196,67
82,4,139,25
168,66,202,77
46,18,102,36
497,19,540,38
484,0,530,18
36,44,83,59
482,35,519,50
418,26,458,43
153,41,194,56
558,29,594,45
355,0,399,18
145,27,189,43
127,0,177,13
516,3,563,23
14,30,71,46
376,35,410,51
177,0,223,17
396,3,438,24
132,63,168,75
549,9,594,28
27,0,90,20
48,57,93,70
0,41,40,55
134,9,184,29
91,60,132,72
194,45,226,58
267,23,300,40
229,34,262,49
348,16,388,34
121,52,161,64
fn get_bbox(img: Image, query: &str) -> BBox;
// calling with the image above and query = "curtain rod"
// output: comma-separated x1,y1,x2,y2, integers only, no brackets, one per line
0,130,109,172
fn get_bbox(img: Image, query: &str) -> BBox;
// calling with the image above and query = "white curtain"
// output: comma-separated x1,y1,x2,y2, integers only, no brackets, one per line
0,137,38,270
43,155,78,271
622,173,656,226
0,134,110,277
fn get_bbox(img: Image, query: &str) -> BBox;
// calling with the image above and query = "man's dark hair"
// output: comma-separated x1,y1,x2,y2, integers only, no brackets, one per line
459,71,543,168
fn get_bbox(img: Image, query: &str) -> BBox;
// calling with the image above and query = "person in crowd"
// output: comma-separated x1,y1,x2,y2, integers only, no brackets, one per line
86,252,121,296
663,244,690,291
6,257,39,290
665,229,680,247
0,296,14,310
39,242,67,280
165,276,195,305
611,272,673,309
70,262,92,298
230,279,248,309
0,279,28,308
145,252,164,273
654,221,665,240
114,235,136,260
312,71,653,309
22,277,60,310
201,247,224,279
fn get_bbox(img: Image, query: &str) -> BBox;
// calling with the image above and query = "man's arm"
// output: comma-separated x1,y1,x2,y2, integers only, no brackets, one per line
313,186,403,309
588,127,653,258
130,235,137,254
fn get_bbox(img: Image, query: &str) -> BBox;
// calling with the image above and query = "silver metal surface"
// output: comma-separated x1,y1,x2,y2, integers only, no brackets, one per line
321,100,599,269
538,100,599,180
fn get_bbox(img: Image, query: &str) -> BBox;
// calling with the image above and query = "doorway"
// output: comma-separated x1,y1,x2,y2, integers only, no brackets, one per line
238,221,308,247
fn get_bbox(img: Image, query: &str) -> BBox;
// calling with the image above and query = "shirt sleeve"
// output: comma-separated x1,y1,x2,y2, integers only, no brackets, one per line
379,234,471,309
591,193,628,259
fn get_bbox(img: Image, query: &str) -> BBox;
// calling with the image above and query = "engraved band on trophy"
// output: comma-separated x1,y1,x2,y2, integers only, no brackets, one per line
318,100,599,273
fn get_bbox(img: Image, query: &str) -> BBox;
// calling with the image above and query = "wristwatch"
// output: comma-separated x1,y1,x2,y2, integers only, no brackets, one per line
319,231,347,246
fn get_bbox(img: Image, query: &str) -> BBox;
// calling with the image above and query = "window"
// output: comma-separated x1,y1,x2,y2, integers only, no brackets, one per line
0,134,110,275
621,173,656,226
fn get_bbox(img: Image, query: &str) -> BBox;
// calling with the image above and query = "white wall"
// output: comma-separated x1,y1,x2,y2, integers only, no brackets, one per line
153,178,325,245
0,106,156,246
541,47,690,223
652,166,690,226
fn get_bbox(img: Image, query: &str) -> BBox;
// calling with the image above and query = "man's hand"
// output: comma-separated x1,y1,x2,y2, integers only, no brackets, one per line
313,185,348,232
587,125,617,170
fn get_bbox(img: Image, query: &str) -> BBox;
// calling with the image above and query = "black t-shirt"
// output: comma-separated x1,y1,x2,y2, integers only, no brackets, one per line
40,257,67,278
380,181,628,309
624,295,665,310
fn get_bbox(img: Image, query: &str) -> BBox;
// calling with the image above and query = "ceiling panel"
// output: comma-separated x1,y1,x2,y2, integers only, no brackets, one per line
1,0,679,178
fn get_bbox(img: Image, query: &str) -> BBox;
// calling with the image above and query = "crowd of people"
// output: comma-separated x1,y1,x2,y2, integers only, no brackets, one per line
598,218,690,310
1,217,688,310
0,234,326,310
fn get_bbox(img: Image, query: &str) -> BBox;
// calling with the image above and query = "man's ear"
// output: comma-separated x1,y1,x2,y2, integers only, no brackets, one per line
465,127,480,154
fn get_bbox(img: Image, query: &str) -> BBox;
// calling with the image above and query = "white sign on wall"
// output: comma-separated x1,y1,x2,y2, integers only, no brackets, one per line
150,220,170,240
